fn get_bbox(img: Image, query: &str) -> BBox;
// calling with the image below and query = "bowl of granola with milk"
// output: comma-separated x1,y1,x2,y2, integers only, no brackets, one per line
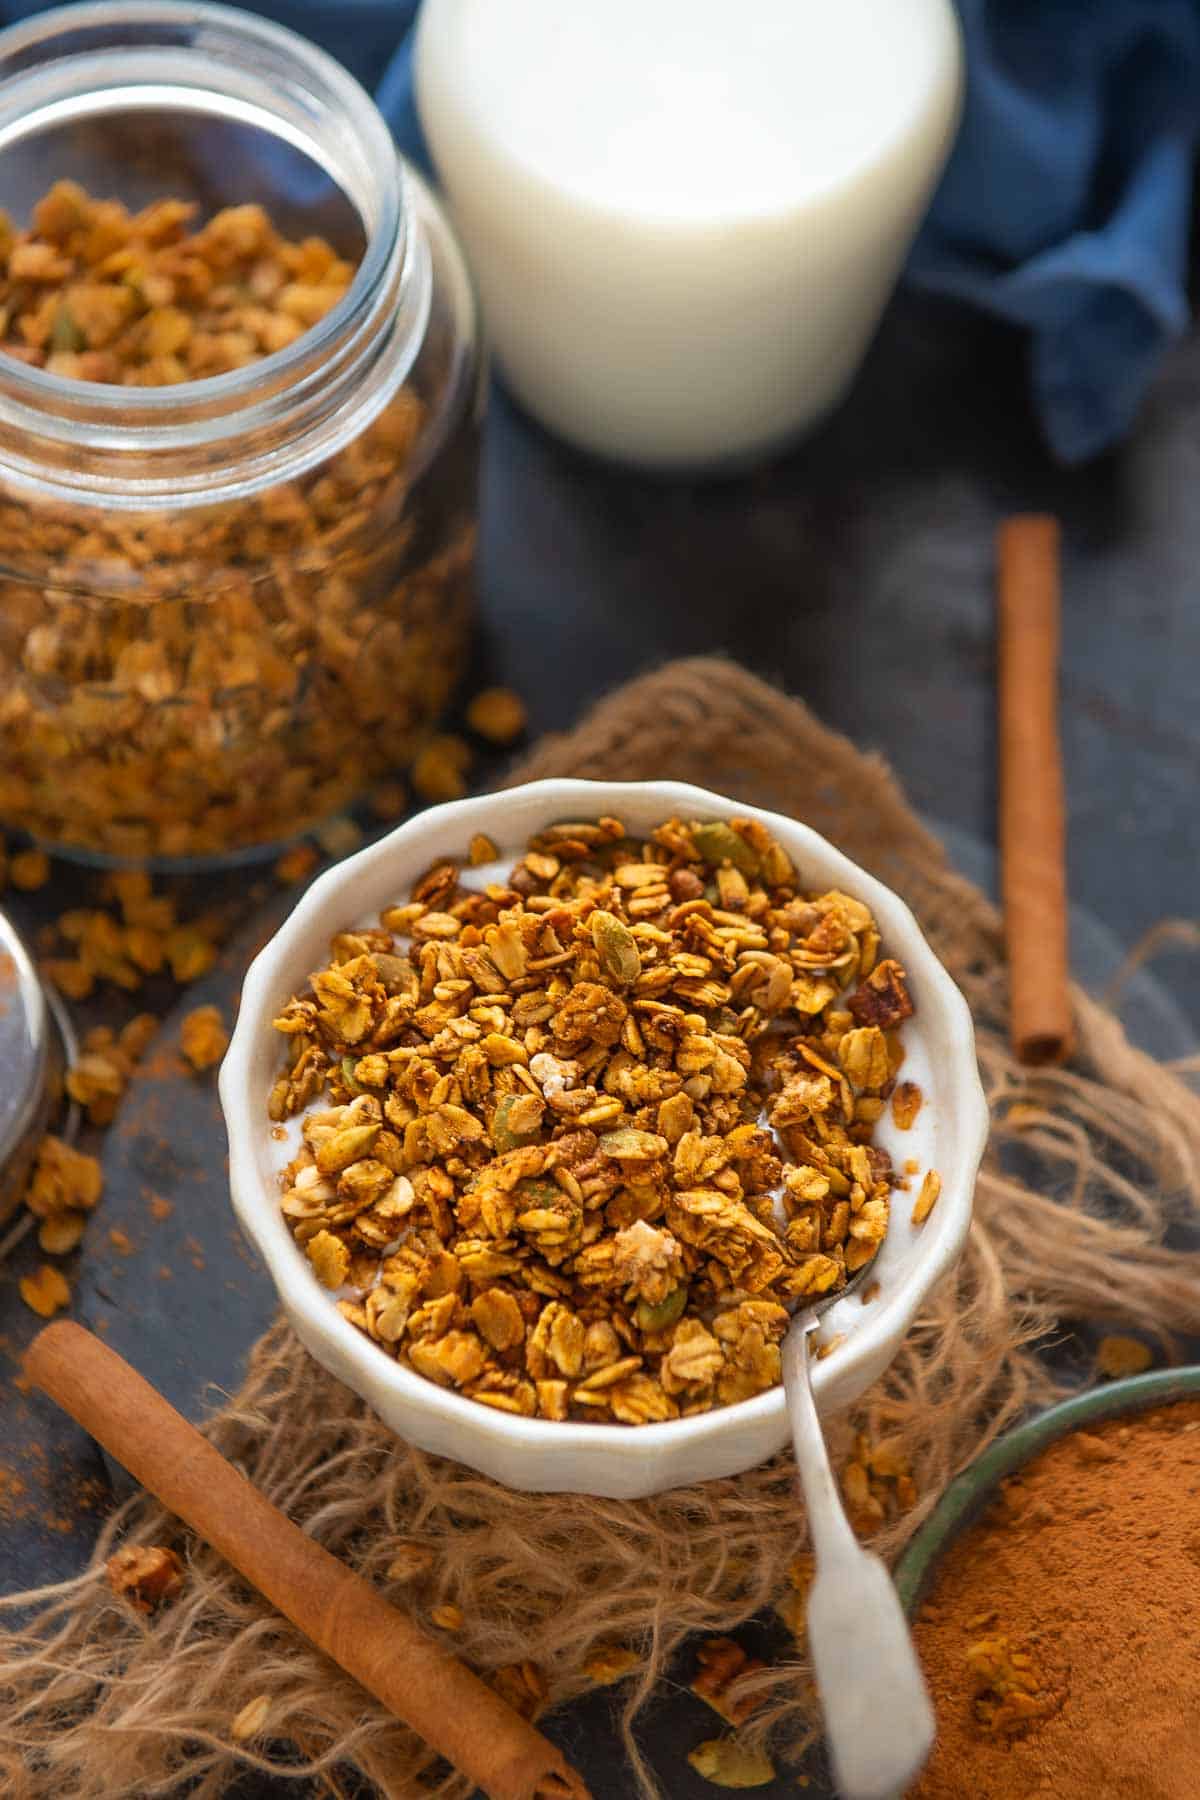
221,780,987,1496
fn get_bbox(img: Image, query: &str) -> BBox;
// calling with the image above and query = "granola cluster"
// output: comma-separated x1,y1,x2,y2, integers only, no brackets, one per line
270,816,916,1424
106,1544,185,1615
0,183,475,862
965,1636,1065,1737
0,186,353,383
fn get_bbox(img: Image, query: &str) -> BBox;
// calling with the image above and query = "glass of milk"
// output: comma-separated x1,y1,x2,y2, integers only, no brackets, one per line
416,0,963,472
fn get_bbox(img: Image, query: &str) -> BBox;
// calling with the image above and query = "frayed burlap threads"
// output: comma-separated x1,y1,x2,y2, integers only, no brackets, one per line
2,656,1198,1799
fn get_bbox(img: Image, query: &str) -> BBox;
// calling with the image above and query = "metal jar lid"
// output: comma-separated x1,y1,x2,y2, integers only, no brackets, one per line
0,906,67,1230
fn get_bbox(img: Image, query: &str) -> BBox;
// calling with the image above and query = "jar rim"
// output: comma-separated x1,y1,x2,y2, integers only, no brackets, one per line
0,0,407,445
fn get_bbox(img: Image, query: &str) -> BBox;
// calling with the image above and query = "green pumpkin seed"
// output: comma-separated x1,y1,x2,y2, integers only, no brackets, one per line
491,1094,543,1151
51,305,84,353
591,909,642,985
635,1287,688,1333
691,822,761,876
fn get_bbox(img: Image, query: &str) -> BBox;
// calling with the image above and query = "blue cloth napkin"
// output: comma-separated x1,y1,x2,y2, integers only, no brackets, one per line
2,0,1197,463
909,1,1200,463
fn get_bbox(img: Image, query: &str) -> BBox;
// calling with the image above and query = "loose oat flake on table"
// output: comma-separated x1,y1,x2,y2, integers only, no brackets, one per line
269,814,923,1422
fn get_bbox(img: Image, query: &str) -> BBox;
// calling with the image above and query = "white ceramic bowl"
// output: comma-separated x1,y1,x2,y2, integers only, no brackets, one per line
221,779,988,1499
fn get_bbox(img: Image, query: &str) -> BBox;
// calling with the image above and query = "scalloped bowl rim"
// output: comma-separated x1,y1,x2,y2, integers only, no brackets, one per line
220,778,989,1490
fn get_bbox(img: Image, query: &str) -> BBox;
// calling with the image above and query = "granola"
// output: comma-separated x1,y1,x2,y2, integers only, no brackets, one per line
385,1543,435,1583
691,1638,766,1726
105,1544,184,1614
1094,1334,1153,1379
490,1660,549,1720
42,872,219,1002
582,1644,640,1685
465,687,527,745
180,1004,230,1073
230,1695,272,1743
841,1431,918,1535
269,816,917,1423
18,1262,71,1318
0,183,475,862
965,1635,1065,1737
687,1737,776,1788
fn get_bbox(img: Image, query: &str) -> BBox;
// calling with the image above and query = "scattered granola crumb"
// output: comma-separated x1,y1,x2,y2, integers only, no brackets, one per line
41,887,223,996
966,1635,1066,1737
687,1737,776,1788
691,1639,766,1727
468,832,500,866
108,1227,134,1256
10,847,51,891
411,734,472,803
275,843,319,885
1095,1335,1153,1380
166,927,218,984
181,1004,230,1072
369,781,409,821
466,686,527,745
385,1543,435,1583
106,1544,184,1614
66,1051,126,1120
149,1197,174,1223
430,1603,464,1631
912,1169,942,1224
231,1694,272,1743
582,1644,640,1685
315,816,363,860
776,1548,815,1637
24,1137,102,1219
37,1212,86,1255
43,958,93,1000
842,1432,918,1533
18,1263,71,1318
121,1013,160,1061
491,1661,548,1720
891,1081,923,1130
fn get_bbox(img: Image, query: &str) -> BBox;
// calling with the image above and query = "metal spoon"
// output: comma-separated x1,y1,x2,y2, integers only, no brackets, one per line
782,1280,935,1800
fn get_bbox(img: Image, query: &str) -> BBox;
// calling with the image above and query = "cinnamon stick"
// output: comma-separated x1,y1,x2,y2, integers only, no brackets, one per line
24,1322,589,1800
996,515,1074,1065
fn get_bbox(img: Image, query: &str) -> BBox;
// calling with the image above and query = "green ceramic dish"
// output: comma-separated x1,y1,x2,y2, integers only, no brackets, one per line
895,1364,1200,1615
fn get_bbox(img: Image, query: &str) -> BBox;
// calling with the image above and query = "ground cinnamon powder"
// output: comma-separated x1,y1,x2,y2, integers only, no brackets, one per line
912,1400,1200,1799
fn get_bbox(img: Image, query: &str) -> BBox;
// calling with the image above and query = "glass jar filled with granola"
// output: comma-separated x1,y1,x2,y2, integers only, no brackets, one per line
0,2,480,866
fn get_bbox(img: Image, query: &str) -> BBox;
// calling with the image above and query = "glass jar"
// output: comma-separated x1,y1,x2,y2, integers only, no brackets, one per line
0,1,480,866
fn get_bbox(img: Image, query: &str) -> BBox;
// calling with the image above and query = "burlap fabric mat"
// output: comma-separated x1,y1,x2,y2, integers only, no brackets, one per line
3,656,1199,1799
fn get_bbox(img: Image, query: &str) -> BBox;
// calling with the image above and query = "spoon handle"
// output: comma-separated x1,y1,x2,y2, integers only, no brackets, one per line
783,1326,935,1800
